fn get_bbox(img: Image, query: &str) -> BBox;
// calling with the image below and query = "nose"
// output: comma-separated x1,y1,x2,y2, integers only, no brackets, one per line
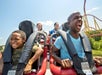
78,17,82,20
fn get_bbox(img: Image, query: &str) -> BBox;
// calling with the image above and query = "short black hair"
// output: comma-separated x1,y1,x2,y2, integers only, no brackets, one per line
54,22,59,26
67,12,80,22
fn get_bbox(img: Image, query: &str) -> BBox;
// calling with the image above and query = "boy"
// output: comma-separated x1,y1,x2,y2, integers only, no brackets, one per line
2,30,43,75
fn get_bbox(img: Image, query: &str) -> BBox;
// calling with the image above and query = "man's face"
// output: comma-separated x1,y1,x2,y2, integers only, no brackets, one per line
55,23,59,30
69,13,83,32
37,23,42,31
10,32,25,49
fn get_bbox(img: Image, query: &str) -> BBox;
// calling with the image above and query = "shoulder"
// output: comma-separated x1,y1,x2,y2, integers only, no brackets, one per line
55,36,63,43
49,29,55,33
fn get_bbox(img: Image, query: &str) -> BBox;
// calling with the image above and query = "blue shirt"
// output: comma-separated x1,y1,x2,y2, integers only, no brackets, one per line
69,34,85,58
54,32,85,60
49,29,56,35
49,29,58,38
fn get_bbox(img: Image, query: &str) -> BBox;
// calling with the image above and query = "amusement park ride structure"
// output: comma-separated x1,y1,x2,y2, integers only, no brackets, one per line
83,0,102,37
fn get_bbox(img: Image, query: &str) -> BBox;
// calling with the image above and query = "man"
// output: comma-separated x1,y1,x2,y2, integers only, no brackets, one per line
36,22,47,35
51,12,96,75
49,22,59,36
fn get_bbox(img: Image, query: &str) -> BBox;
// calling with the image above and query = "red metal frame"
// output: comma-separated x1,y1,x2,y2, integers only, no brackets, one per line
50,57,102,75
50,57,77,75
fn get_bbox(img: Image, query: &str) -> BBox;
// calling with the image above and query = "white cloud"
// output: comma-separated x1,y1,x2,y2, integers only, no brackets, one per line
37,20,54,26
86,7,99,13
36,20,54,34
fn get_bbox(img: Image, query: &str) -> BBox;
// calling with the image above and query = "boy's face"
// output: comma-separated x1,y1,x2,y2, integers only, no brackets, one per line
69,13,82,33
10,32,25,49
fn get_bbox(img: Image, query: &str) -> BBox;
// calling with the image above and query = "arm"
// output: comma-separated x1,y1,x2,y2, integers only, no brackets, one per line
51,45,73,68
51,35,73,68
24,45,43,74
51,45,62,64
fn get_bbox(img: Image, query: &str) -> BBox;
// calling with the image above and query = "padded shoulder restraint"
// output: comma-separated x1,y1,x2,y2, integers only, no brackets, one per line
18,31,46,64
16,31,47,75
3,35,12,62
79,31,92,52
19,20,34,40
57,30,92,53
57,30,77,56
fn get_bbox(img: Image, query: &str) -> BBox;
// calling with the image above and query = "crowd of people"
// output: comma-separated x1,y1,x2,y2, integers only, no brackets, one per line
0,11,102,75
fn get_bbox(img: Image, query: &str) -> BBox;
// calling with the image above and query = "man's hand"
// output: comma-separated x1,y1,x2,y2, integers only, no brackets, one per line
61,59,73,68
94,56,102,66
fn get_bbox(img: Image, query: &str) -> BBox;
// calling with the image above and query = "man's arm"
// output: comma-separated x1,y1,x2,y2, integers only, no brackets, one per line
51,45,62,64
51,45,73,68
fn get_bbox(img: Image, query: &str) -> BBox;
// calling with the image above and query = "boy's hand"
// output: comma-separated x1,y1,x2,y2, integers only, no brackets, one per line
24,61,32,74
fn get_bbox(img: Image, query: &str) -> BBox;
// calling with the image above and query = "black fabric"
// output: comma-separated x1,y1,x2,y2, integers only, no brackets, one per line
2,62,12,75
15,63,25,75
19,20,34,40
3,36,12,62
2,36,13,75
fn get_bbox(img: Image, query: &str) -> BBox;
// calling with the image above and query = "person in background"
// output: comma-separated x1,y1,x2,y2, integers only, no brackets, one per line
36,23,43,31
49,22,59,36
36,22,47,35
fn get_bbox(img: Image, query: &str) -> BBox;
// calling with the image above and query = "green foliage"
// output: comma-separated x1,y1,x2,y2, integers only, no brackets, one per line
87,30,101,35
92,50,102,56
0,45,4,52
89,37,102,50
94,36,101,41
89,38,95,48
0,46,3,51
99,40,102,49
92,41,100,50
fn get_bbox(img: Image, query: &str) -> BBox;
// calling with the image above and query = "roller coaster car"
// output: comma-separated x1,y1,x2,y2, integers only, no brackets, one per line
49,30,102,75
18,31,47,75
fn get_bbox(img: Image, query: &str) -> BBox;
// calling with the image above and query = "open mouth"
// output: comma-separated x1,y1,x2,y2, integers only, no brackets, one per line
76,20,82,29
77,22,82,29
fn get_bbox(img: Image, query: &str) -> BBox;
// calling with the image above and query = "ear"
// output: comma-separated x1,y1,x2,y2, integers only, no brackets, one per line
22,38,26,43
67,22,71,27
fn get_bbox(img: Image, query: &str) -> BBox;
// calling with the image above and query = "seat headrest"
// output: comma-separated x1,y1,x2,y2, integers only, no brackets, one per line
19,20,34,40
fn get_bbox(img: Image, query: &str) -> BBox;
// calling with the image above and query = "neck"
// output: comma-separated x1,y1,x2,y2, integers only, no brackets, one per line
69,31,79,39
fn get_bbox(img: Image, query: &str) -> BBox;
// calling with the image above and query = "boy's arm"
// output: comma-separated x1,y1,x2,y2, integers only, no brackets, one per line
24,45,43,74
28,45,43,65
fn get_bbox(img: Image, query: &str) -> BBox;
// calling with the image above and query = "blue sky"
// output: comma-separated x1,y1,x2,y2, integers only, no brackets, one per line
0,0,102,45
